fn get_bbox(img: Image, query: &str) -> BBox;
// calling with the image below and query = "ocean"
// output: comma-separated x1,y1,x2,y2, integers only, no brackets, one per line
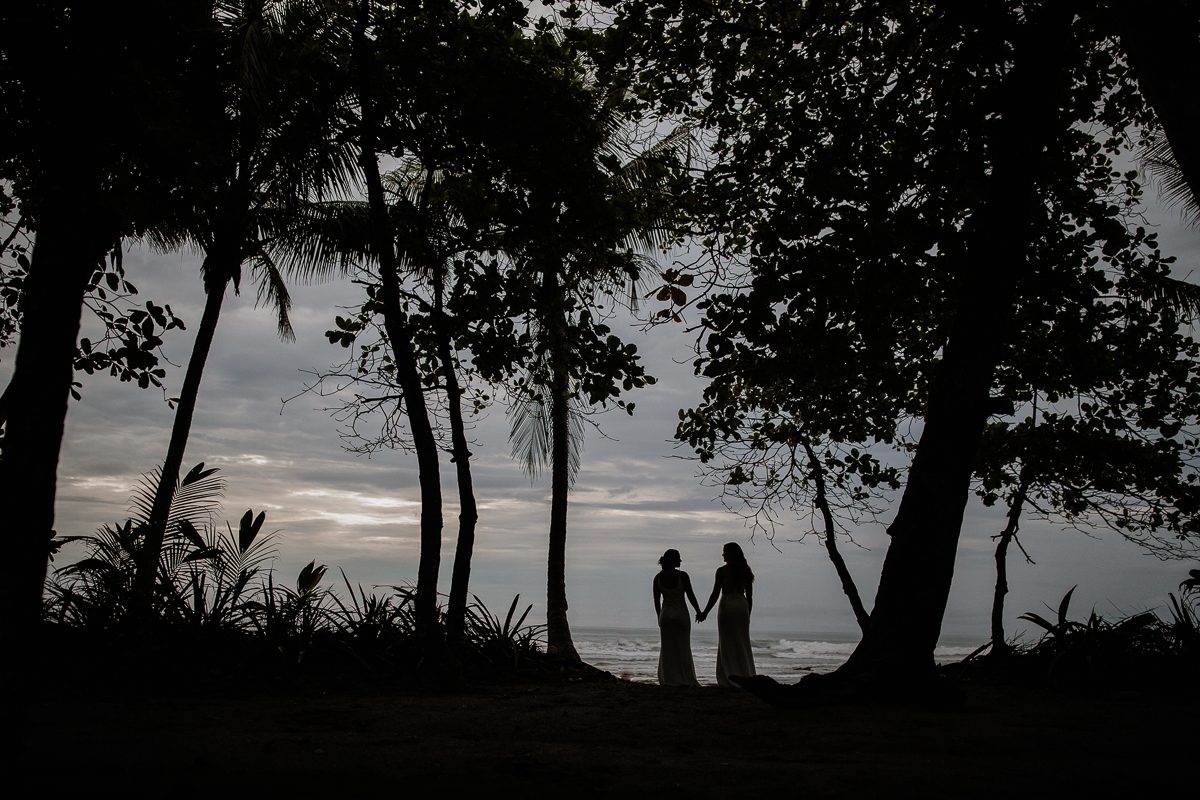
571,627,984,684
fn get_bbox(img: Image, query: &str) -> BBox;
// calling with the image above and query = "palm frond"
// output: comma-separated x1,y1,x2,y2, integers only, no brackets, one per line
261,200,372,280
508,387,551,482
382,161,431,207
252,251,295,341
610,123,695,197
169,463,226,528
1143,273,1200,323
129,462,226,539
506,381,587,485
1140,129,1200,226
214,509,280,581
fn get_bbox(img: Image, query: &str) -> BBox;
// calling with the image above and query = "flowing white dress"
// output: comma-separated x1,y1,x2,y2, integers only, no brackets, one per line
657,579,700,687
716,590,756,687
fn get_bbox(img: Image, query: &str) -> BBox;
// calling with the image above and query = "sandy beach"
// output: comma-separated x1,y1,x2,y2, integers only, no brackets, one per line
30,673,1195,797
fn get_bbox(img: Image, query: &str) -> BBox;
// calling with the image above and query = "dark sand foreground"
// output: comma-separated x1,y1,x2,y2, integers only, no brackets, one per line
31,676,1194,797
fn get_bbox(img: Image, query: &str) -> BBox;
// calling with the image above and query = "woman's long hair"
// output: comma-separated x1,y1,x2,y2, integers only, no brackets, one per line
723,542,754,585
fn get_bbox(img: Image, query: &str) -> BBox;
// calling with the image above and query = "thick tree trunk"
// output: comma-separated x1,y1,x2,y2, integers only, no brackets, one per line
0,194,113,736
839,6,1073,678
0,200,110,634
133,255,233,602
841,315,1003,675
1116,0,1200,208
803,443,870,632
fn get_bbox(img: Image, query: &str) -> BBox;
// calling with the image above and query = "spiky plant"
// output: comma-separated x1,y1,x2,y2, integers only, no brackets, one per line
44,462,290,639
46,462,226,627
462,594,544,673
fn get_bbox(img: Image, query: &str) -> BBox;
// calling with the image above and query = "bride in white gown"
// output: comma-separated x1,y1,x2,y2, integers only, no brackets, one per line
653,549,702,687
697,542,756,687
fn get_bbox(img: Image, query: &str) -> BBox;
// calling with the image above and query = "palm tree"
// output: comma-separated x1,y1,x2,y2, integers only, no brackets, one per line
507,88,692,659
1137,129,1200,320
1116,0,1200,224
134,0,357,600
277,0,547,645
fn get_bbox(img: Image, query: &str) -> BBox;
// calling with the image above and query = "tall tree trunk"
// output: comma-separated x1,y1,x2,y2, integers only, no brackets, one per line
0,199,110,618
546,354,580,660
133,253,234,602
839,5,1073,678
543,269,580,660
0,192,113,714
1116,0,1200,207
438,296,480,641
802,443,870,632
364,171,443,638
353,5,443,638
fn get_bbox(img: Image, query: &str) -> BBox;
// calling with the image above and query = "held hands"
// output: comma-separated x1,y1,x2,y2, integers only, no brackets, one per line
695,611,708,623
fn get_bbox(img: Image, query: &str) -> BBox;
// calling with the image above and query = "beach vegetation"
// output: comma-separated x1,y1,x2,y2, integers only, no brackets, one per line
1,218,186,423
283,6,684,659
6,0,1200,709
1,3,217,653
42,470,561,685
963,578,1200,688
133,0,359,606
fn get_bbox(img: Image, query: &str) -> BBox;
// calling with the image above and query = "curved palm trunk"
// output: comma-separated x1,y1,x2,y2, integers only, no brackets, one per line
133,256,234,602
802,443,869,632
839,7,1071,679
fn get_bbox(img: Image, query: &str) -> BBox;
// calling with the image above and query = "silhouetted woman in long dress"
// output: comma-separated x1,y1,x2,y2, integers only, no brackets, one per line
653,549,702,687
697,542,756,687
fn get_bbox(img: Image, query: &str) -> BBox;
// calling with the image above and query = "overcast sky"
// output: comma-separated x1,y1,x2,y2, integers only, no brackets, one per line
6,174,1199,644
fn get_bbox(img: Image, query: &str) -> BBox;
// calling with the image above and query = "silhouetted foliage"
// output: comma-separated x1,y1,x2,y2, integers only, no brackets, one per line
135,0,359,601
1,3,216,646
43,469,566,685
611,0,1199,676
952,580,1200,689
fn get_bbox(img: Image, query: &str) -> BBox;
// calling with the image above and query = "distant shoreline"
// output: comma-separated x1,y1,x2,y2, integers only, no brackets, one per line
568,623,984,652
570,627,985,684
